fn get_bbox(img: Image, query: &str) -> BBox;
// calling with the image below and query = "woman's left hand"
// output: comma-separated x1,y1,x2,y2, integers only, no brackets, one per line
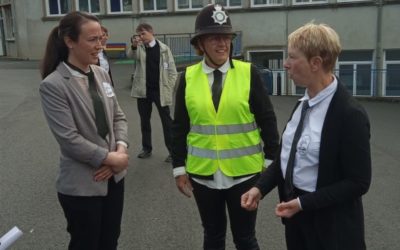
275,199,301,218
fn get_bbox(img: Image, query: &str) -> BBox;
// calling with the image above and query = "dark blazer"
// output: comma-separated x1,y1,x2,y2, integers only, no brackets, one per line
255,81,371,250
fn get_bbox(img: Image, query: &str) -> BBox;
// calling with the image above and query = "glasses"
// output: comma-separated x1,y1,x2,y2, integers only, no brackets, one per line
204,34,233,44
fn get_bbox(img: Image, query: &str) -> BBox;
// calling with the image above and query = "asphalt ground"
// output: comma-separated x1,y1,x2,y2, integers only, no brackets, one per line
1,59,399,250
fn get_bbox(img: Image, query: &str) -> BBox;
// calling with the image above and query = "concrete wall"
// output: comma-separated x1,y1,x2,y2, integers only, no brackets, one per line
2,0,400,97
381,4,400,49
5,1,399,60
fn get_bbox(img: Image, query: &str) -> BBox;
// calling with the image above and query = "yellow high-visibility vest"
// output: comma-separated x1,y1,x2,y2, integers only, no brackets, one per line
185,60,264,177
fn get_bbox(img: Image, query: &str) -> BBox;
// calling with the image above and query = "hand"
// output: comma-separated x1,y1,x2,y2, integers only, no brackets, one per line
241,187,262,211
275,199,301,218
131,35,142,47
94,165,114,182
175,175,193,198
103,151,129,173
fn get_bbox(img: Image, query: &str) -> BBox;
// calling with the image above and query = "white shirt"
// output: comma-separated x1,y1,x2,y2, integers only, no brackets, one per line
98,50,109,73
147,39,156,48
280,76,337,192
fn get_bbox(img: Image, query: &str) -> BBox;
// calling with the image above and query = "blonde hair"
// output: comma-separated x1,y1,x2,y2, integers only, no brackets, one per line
288,22,342,72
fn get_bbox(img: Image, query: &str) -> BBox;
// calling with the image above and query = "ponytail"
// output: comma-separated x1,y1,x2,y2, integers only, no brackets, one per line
40,26,68,79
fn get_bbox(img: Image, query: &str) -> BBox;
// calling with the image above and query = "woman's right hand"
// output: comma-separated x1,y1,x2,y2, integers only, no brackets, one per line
94,165,114,182
175,175,193,198
241,187,262,211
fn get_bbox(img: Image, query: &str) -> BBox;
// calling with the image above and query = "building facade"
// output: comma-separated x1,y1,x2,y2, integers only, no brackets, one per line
0,0,399,97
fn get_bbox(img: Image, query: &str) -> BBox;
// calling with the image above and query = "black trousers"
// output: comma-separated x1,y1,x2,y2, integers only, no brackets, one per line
137,90,172,153
284,188,323,250
191,175,260,250
58,178,124,250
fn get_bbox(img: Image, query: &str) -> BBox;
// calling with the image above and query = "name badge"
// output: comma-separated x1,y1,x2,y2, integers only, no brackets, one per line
163,62,169,69
102,82,114,97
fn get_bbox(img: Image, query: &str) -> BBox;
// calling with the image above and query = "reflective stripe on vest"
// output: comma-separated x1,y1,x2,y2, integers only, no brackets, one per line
190,122,258,135
188,144,262,159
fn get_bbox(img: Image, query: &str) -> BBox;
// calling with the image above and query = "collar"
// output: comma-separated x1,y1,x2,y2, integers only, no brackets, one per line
202,59,230,75
300,74,338,108
63,61,92,78
147,39,156,48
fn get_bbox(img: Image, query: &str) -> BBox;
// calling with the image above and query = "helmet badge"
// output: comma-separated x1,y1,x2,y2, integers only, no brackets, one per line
211,4,228,25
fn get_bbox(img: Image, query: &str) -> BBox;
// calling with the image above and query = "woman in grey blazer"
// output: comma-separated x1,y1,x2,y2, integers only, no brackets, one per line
39,11,129,250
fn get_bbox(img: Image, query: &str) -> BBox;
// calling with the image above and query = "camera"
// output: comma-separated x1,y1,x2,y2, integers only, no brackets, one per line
131,35,140,43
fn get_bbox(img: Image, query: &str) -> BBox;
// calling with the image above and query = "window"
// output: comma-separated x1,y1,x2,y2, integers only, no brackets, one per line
248,50,286,95
215,0,242,8
338,50,374,96
2,5,15,39
384,49,400,96
293,0,327,5
76,0,100,14
175,0,202,11
337,0,371,2
141,0,167,12
108,0,132,13
251,0,283,6
47,0,72,16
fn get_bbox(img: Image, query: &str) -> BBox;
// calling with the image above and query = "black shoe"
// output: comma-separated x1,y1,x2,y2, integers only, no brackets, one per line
164,155,172,163
138,150,152,159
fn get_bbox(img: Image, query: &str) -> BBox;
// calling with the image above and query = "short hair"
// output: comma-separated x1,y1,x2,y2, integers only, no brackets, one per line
288,22,342,72
136,23,153,33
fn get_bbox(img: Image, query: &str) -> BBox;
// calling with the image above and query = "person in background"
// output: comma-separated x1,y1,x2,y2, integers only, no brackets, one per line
241,22,371,250
98,25,114,87
171,4,279,250
39,11,129,250
127,23,177,162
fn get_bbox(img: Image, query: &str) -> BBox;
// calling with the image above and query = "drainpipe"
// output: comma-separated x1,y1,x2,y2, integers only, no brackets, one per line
375,0,383,97
285,7,289,95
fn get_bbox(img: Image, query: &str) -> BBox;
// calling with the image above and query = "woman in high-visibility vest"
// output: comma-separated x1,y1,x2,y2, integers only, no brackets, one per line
171,4,280,250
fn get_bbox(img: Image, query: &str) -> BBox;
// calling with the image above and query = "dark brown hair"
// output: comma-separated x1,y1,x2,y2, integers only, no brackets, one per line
40,11,99,79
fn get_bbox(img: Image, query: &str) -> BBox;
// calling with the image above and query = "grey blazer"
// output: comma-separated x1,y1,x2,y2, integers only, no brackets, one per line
40,63,129,196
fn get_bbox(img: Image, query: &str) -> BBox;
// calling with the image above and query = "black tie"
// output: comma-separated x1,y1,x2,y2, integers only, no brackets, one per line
65,62,109,139
212,70,223,111
87,71,109,139
284,100,310,199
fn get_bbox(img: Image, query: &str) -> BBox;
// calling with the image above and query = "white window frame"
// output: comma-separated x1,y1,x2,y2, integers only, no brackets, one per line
382,51,400,97
75,0,100,14
251,0,284,7
292,0,328,6
1,5,15,40
247,49,287,96
45,0,73,16
337,61,374,96
337,0,372,2
175,0,203,12
107,0,133,14
214,0,242,9
140,0,168,13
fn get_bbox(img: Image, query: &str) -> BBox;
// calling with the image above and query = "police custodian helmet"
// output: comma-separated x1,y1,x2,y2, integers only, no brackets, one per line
190,4,236,45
